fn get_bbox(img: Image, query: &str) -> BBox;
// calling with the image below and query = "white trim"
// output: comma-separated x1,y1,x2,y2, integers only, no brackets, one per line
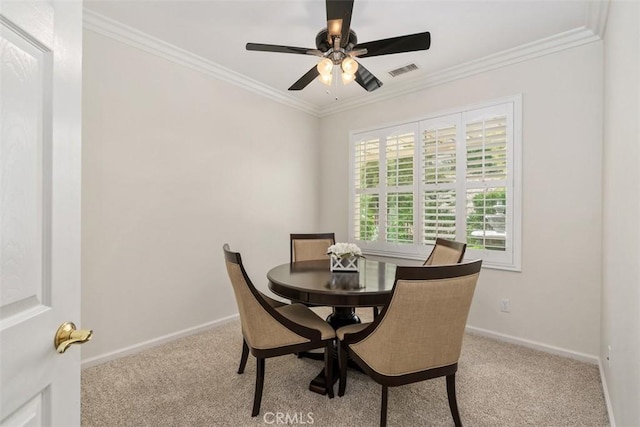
465,325,599,365
82,9,317,116
349,94,523,137
349,96,522,270
586,0,610,39
318,27,600,116
467,327,615,424
82,8,602,118
79,312,614,422
511,94,523,271
80,314,239,369
598,359,617,427
361,250,521,272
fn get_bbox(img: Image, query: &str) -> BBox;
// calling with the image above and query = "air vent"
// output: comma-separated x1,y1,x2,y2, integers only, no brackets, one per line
388,63,419,77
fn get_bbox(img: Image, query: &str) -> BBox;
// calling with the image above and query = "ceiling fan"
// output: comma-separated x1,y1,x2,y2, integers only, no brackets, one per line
246,0,431,92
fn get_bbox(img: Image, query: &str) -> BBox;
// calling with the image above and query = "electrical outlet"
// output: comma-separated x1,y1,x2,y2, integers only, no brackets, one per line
607,345,611,367
500,298,510,313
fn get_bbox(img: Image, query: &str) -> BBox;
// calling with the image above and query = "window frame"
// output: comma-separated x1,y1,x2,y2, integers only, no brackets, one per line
348,95,522,271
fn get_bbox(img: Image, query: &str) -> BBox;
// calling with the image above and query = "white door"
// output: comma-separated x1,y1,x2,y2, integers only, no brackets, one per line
0,1,83,426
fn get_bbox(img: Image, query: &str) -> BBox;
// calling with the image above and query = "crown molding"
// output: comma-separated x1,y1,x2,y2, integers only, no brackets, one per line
82,9,319,116
585,0,610,39
318,26,602,116
321,1,609,116
83,6,607,119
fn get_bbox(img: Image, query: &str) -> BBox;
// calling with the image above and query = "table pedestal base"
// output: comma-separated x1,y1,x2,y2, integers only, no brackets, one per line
309,358,362,395
308,307,361,395
326,307,361,329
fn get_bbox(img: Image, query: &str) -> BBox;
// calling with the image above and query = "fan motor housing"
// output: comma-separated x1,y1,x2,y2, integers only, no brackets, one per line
315,28,358,52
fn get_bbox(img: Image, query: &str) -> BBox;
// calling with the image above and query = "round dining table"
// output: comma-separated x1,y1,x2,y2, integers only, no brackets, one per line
267,258,398,329
268,258,400,394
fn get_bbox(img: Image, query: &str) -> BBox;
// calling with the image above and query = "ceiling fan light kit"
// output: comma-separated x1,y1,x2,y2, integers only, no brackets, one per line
319,72,333,86
341,72,355,85
317,57,334,86
316,54,359,87
246,0,431,92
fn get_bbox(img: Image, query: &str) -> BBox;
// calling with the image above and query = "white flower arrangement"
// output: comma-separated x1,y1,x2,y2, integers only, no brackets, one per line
327,242,363,259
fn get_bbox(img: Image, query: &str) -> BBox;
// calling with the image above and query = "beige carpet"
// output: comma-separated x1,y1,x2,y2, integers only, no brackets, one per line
82,308,609,427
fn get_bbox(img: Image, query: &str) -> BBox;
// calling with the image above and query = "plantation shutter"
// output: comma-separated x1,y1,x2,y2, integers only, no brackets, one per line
353,136,380,242
385,132,415,244
420,115,460,244
464,105,510,253
349,96,520,269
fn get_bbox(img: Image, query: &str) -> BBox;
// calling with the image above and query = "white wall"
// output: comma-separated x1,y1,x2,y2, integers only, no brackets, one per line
601,1,640,425
319,42,603,358
81,30,321,361
79,11,640,422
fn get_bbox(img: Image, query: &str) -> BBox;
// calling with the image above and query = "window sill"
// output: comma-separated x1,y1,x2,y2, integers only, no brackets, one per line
362,250,522,272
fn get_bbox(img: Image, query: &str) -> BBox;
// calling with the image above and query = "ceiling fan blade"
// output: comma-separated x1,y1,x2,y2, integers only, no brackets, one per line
354,62,383,92
326,0,354,47
288,66,321,91
355,32,431,58
246,43,321,56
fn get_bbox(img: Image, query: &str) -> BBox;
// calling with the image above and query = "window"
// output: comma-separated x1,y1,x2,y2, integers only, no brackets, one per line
349,96,522,270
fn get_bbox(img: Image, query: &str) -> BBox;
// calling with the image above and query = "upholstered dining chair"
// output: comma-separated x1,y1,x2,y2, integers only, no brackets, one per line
371,238,467,318
290,232,336,262
235,291,286,370
289,233,336,357
337,260,483,427
424,237,467,265
293,232,380,320
223,244,336,416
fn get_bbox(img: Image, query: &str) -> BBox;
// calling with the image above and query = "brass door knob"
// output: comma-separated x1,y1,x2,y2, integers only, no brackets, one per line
54,322,93,353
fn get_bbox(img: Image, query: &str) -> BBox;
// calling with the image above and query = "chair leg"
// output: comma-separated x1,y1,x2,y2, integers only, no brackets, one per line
380,385,388,427
446,373,462,427
238,339,249,374
338,342,348,397
325,341,334,398
251,357,265,417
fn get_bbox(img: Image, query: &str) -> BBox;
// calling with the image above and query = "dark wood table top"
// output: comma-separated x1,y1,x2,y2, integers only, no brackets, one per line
267,259,398,307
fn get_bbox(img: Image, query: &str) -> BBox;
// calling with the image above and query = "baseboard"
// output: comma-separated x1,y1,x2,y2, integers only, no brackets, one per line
82,316,615,424
598,359,617,427
467,326,615,425
465,325,599,364
81,314,239,369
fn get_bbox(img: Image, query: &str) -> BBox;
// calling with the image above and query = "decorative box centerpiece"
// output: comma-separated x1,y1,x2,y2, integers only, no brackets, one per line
327,243,363,272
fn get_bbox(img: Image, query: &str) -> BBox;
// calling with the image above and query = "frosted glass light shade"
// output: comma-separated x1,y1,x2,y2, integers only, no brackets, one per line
318,73,333,86
341,72,355,85
317,58,333,76
341,57,359,75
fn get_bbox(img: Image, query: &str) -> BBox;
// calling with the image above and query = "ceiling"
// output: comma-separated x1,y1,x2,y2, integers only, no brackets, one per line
83,0,605,115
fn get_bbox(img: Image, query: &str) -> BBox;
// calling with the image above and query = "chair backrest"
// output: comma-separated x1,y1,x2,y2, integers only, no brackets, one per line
424,238,467,265
290,233,336,262
349,260,482,376
223,244,315,349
